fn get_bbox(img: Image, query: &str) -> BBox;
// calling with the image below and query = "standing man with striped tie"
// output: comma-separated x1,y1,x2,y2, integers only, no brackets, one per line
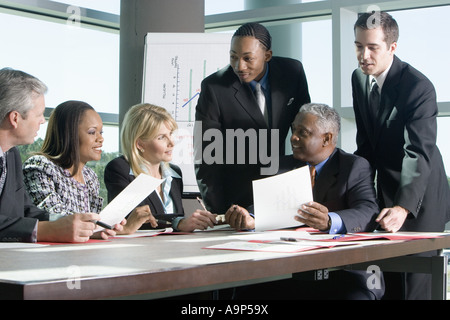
351,11,450,299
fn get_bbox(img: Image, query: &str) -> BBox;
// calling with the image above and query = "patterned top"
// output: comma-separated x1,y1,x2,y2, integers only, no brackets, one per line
22,155,103,218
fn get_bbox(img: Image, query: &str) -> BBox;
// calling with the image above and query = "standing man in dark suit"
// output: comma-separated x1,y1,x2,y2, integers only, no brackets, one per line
194,22,310,214
352,11,450,299
0,67,120,242
229,103,383,299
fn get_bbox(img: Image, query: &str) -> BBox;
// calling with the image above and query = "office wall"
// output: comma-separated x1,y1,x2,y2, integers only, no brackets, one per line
119,0,205,126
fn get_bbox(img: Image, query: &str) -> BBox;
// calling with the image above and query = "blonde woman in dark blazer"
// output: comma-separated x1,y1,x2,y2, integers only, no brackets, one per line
105,103,218,231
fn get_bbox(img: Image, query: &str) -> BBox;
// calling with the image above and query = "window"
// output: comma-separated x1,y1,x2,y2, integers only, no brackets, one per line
205,0,244,15
1,3,120,205
48,0,120,15
302,18,332,106
391,6,450,102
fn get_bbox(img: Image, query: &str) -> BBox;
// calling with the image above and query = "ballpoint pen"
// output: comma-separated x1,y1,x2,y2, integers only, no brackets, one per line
196,196,207,211
280,237,299,242
155,219,172,226
196,196,226,223
94,220,113,230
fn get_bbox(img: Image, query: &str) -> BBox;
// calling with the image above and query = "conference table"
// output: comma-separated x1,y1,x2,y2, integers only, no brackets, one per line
0,227,448,300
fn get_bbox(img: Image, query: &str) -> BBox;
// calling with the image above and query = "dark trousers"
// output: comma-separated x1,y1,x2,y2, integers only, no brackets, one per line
382,250,438,300
233,270,385,300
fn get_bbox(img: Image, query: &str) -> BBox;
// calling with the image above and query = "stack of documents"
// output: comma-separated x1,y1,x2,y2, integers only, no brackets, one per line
204,230,447,253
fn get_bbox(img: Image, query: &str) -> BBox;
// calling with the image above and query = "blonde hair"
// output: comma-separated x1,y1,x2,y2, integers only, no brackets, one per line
121,103,177,176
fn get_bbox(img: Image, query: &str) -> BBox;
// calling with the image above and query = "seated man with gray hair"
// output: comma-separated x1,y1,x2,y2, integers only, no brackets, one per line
228,103,383,299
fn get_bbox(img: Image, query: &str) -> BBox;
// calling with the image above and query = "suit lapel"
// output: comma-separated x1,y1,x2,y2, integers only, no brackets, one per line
231,73,267,128
169,177,184,213
373,56,401,143
313,149,339,203
0,151,15,213
268,59,284,130
356,71,376,146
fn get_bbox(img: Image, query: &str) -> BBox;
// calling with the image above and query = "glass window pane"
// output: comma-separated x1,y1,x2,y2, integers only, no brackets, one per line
205,0,244,15
302,18,332,106
48,0,120,15
0,9,119,114
391,7,450,102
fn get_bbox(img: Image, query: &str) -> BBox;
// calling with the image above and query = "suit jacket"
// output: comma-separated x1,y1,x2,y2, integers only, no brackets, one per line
352,55,450,232
195,56,310,213
0,147,49,242
257,148,384,300
279,148,379,233
104,156,184,225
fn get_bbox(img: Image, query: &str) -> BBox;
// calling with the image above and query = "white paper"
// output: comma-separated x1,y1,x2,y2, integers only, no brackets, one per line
112,228,173,238
205,241,320,253
96,174,163,231
253,166,313,231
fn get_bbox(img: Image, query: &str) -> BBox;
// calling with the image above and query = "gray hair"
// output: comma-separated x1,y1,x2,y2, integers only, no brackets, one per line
0,68,48,123
298,103,341,144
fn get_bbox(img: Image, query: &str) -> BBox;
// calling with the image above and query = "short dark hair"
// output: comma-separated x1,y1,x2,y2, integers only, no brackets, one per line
40,100,94,176
354,11,399,46
233,22,272,50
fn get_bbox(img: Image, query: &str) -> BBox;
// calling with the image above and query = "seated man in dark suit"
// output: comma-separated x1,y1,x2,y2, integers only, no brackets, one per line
227,103,383,299
0,67,121,243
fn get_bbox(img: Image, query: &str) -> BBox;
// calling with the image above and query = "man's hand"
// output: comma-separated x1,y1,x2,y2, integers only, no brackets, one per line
376,206,408,233
37,213,99,243
225,205,255,230
177,210,218,232
295,201,330,231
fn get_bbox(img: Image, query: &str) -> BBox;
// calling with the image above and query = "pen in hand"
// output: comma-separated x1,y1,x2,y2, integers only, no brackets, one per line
196,197,225,224
196,196,207,211
93,220,113,230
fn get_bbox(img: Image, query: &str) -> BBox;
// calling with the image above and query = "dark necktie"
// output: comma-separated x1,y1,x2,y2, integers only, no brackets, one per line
369,79,380,120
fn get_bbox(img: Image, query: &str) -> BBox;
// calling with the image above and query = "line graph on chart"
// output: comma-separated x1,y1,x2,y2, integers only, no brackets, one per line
142,33,232,191
142,33,231,122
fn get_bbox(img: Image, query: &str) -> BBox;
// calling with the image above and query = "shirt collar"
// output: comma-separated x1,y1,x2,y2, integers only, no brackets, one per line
371,58,393,92
308,156,329,176
249,63,269,91
130,162,181,180
160,163,181,180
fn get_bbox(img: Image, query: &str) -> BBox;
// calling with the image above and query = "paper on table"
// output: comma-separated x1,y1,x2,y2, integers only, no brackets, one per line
205,241,322,253
96,174,163,231
253,166,313,231
113,228,173,238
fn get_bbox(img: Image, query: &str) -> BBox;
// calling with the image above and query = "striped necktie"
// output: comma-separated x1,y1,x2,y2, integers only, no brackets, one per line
0,154,7,196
